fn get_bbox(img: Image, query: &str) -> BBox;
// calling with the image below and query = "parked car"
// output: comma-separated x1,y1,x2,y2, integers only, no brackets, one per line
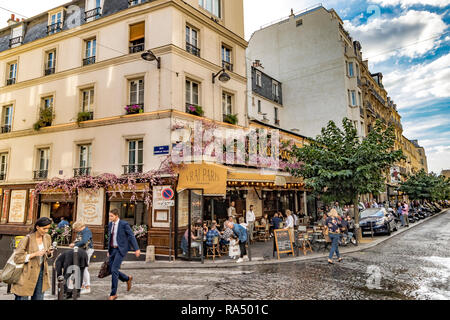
359,207,398,237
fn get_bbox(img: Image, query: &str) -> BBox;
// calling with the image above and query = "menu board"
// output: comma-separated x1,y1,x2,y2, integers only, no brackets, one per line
8,190,27,223
76,188,104,225
273,229,294,259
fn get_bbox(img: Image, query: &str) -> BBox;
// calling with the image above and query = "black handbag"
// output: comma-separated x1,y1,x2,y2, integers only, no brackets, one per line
98,259,111,278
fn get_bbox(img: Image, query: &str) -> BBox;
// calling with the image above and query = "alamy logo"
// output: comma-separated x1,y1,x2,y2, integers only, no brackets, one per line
366,265,382,290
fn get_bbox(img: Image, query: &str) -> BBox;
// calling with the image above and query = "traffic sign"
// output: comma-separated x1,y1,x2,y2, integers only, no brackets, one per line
161,187,174,200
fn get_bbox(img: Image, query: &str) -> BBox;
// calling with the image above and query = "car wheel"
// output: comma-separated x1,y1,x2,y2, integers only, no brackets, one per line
386,224,391,236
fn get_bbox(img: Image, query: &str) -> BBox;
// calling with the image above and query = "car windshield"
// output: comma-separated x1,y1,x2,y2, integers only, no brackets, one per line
360,208,384,219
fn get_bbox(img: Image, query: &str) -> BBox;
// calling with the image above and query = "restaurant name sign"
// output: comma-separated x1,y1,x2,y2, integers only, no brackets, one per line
177,163,227,195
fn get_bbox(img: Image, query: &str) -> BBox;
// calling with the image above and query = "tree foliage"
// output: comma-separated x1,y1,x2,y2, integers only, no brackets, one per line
285,118,405,206
399,169,450,201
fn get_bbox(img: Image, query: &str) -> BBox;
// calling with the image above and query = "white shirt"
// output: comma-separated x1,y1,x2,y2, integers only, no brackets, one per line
111,219,120,247
285,215,294,228
246,210,255,223
228,206,236,218
25,242,44,264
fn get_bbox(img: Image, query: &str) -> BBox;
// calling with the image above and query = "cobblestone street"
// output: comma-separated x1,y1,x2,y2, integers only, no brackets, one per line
1,210,447,300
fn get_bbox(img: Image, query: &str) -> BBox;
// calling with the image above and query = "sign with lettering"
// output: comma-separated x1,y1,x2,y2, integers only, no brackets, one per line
76,188,104,225
8,190,27,223
154,145,170,155
176,163,227,195
273,229,295,260
153,186,173,228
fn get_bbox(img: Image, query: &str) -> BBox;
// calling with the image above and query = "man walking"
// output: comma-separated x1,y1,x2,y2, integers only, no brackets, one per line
246,205,256,243
107,208,140,300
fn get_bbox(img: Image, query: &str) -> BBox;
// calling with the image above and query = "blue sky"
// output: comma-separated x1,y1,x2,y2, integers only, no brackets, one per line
0,0,448,173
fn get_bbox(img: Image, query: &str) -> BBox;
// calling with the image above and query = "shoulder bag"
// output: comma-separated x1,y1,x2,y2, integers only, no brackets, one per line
1,235,30,284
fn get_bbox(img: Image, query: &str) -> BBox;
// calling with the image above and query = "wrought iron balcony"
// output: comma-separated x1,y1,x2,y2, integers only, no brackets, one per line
129,43,145,54
0,172,6,180
272,94,281,104
44,67,55,76
9,36,22,47
128,0,148,6
222,60,233,72
85,7,102,21
33,170,48,180
73,167,91,177
6,78,16,86
47,22,62,34
83,56,96,66
123,164,143,175
186,43,200,57
1,125,11,133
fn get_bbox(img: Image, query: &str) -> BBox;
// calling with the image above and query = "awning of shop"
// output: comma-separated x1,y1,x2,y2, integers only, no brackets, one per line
176,163,228,196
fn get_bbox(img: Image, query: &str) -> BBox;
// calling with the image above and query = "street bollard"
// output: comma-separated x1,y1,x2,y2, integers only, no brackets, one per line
72,247,78,300
246,230,252,261
52,261,56,296
57,275,65,300
145,245,155,263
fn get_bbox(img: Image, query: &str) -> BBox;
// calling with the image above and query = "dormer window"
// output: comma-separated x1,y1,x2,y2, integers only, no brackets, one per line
85,0,102,22
128,0,146,6
198,0,221,18
9,26,23,48
48,11,63,35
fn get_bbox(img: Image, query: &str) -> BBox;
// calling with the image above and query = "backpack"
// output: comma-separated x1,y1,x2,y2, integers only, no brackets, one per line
1,235,30,284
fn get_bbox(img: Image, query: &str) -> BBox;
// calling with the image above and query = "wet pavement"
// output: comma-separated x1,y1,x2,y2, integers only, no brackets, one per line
1,210,448,300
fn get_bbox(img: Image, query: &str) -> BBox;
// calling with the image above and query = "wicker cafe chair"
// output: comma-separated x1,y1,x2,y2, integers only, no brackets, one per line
206,237,221,261
297,226,313,255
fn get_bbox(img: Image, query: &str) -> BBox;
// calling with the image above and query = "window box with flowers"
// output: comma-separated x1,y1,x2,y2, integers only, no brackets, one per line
223,113,238,125
33,106,54,131
185,104,204,117
77,111,94,125
125,104,144,115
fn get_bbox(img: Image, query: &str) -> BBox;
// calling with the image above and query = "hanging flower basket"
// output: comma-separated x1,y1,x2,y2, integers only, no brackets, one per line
125,104,144,115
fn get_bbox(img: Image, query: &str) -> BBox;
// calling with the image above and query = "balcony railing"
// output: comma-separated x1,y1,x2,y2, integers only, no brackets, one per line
186,43,200,57
83,56,96,66
73,167,91,177
222,60,233,72
1,125,11,133
9,36,22,47
123,164,143,175
85,7,102,21
0,172,6,180
129,43,145,54
128,0,147,6
6,78,16,86
44,67,55,76
272,94,281,104
33,170,48,180
47,22,62,34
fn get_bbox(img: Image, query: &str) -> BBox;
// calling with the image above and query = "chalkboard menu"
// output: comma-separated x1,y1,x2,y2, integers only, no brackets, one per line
273,229,294,259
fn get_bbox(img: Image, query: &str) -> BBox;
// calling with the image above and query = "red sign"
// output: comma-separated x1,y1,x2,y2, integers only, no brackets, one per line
161,187,174,200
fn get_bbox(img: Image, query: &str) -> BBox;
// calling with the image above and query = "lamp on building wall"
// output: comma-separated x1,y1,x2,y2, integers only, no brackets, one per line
212,68,230,83
141,50,161,69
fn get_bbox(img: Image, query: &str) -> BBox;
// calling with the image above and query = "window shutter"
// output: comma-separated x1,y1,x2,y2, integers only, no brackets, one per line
130,22,145,42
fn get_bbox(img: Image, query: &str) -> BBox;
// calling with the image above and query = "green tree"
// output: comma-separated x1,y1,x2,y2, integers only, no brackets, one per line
285,118,404,237
400,170,450,201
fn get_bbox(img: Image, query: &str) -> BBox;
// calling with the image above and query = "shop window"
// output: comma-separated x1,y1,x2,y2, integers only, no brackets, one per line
109,201,147,226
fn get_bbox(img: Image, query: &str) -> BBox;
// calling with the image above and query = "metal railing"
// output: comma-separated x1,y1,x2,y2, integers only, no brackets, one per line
123,164,143,174
85,7,102,21
33,170,48,180
6,78,15,86
73,167,91,177
0,172,6,180
1,125,11,133
9,36,22,47
83,56,96,66
47,22,62,34
129,43,145,53
186,43,200,57
45,67,55,76
222,60,233,72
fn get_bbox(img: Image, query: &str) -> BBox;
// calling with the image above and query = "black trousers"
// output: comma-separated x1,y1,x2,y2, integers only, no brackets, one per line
239,240,247,257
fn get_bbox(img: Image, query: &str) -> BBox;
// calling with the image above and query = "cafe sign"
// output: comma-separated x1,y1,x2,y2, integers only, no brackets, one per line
76,188,104,226
176,163,227,195
8,190,27,223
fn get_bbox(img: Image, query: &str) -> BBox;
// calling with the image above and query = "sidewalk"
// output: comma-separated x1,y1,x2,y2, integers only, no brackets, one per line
87,209,448,270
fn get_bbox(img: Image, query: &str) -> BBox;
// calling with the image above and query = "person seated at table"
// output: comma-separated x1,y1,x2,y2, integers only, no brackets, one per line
260,214,269,227
181,225,202,256
205,221,220,252
318,213,328,226
202,222,209,235
271,212,282,230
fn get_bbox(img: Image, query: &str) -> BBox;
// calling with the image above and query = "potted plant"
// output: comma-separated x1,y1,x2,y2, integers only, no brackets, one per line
77,111,93,125
132,224,148,249
125,104,144,115
223,113,238,125
186,104,204,117
33,106,54,131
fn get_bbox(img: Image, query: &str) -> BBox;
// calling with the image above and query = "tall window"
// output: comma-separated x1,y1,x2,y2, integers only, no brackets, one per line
83,38,96,65
129,79,144,106
45,50,56,75
186,25,199,57
222,92,233,116
7,62,17,85
126,140,143,174
82,88,95,115
129,22,145,54
185,80,199,107
255,71,262,87
43,96,54,109
0,153,7,180
76,144,92,177
48,12,62,34
222,45,232,71
272,81,279,101
198,0,221,18
35,148,49,180
348,62,354,77
349,90,357,106
257,100,261,113
2,105,13,133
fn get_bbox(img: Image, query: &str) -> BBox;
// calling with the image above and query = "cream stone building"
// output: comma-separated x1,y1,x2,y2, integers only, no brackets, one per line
0,0,249,253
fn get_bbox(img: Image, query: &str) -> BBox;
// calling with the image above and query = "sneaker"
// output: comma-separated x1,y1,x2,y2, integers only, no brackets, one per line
243,255,249,261
80,288,91,295
236,258,244,263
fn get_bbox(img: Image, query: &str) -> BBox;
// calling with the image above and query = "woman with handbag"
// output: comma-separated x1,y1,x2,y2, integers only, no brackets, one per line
11,217,54,300
70,221,94,294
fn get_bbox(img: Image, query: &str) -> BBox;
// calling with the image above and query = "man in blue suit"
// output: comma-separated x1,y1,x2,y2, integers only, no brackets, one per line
107,208,140,300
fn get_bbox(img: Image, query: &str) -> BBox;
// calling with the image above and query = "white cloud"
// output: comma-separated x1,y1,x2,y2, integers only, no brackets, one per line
345,10,447,63
372,0,450,8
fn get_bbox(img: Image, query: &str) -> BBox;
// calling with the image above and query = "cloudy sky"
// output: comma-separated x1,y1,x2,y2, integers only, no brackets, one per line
1,0,449,174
